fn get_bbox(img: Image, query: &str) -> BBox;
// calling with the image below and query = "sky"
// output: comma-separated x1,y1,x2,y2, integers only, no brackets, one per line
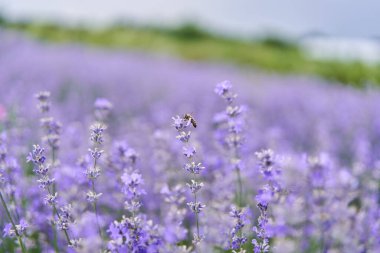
0,0,379,38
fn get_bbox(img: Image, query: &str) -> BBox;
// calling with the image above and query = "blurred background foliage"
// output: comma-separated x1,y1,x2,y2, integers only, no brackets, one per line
1,15,379,88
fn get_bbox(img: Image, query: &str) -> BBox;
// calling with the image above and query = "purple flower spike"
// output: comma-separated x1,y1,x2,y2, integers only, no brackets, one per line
172,113,206,248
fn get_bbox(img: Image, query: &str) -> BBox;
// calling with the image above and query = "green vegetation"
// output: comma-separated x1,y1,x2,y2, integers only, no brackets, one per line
2,19,380,87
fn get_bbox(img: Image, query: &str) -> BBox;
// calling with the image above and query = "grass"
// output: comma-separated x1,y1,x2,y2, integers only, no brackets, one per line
2,18,380,87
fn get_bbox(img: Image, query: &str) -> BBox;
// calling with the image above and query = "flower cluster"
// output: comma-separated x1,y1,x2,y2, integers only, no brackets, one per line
0,134,28,252
160,184,188,245
215,81,248,251
172,114,206,246
56,204,74,231
27,145,54,190
27,144,76,247
0,46,379,253
304,156,335,252
35,91,51,113
255,149,282,196
85,123,106,183
35,92,62,154
90,123,106,145
0,134,22,212
107,145,161,252
252,149,282,253
229,206,249,251
108,215,161,253
215,80,237,103
252,203,270,253
40,117,62,151
121,170,145,212
94,98,113,122
214,80,245,152
3,219,28,238
82,122,107,240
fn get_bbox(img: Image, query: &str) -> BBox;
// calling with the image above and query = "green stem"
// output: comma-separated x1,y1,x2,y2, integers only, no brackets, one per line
0,191,27,253
193,192,200,238
7,177,21,222
52,204,71,245
236,167,243,208
232,130,244,245
188,143,201,252
46,187,72,246
50,148,59,253
235,167,244,243
51,147,58,194
91,179,103,239
231,128,243,208
52,212,59,253
51,148,56,166
191,171,201,253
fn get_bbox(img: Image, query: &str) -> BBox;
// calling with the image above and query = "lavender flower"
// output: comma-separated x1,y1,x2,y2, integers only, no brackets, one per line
35,92,62,156
0,135,24,217
160,184,188,245
0,188,27,252
107,215,161,253
2,219,28,237
187,180,204,194
26,144,46,166
94,98,113,122
27,144,76,248
252,149,282,253
107,146,161,252
40,117,62,151
303,156,336,252
215,80,236,103
172,114,206,247
255,149,282,193
86,191,103,203
229,206,249,251
184,161,205,174
1,35,380,252
121,171,146,201
252,203,270,253
90,123,106,144
83,122,107,239
35,91,51,113
0,134,28,251
187,201,206,214
34,90,67,252
215,81,248,251
56,204,74,231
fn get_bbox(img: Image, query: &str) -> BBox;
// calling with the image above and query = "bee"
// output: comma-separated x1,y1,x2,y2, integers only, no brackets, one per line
183,113,197,128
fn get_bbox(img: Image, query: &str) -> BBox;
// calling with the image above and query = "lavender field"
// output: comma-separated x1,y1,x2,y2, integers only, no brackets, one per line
0,31,379,253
